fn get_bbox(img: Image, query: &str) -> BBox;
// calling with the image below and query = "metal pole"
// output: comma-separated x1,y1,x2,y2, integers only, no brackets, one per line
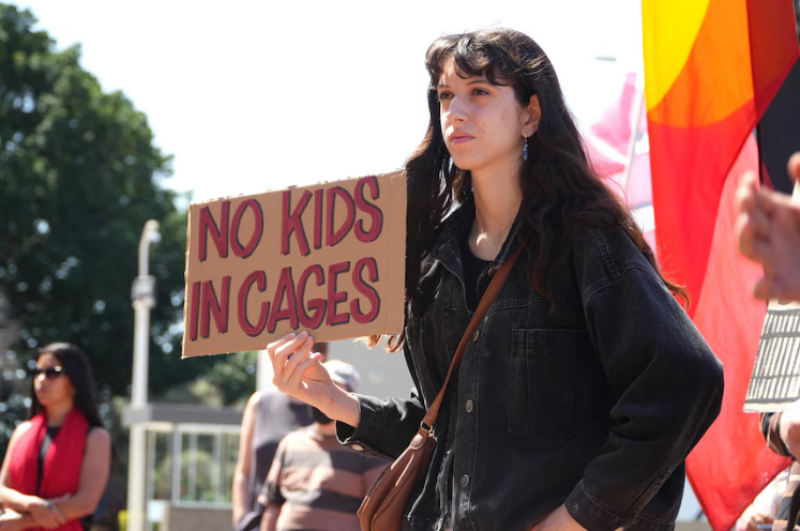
213,433,222,502
131,299,151,408
132,219,160,409
171,428,182,503
620,89,645,193
145,430,156,531
172,425,183,505
127,426,147,531
127,220,160,531
188,432,198,501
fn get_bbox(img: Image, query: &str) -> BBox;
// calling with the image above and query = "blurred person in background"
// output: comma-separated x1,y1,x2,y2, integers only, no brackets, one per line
233,343,329,531
259,360,386,531
735,466,788,531
0,343,111,531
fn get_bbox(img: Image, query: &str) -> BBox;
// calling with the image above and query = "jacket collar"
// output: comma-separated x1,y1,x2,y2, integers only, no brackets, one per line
428,196,525,276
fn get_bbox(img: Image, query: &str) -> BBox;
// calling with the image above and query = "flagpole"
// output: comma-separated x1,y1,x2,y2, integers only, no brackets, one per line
620,86,645,192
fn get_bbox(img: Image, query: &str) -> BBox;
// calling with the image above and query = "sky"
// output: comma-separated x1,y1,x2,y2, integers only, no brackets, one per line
12,0,645,207
8,0,708,520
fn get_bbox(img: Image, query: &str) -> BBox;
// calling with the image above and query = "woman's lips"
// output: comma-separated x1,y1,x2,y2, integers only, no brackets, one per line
450,135,474,145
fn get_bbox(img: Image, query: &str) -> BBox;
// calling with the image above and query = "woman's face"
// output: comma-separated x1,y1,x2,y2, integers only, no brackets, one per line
437,58,537,174
33,353,75,407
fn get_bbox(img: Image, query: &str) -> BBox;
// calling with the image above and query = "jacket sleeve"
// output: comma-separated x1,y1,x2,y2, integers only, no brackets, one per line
336,342,426,460
760,411,794,457
565,265,724,531
335,390,425,460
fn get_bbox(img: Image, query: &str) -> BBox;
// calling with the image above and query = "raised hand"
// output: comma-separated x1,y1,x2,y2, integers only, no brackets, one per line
266,331,361,427
267,332,335,409
736,153,800,302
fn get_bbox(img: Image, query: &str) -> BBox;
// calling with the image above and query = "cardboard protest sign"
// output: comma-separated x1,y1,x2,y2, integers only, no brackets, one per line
182,170,406,358
745,182,800,412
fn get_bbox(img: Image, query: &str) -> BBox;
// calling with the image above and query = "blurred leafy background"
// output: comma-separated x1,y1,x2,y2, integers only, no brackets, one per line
0,3,255,477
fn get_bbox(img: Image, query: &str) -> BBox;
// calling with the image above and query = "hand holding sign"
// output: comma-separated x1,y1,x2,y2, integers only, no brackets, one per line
267,331,361,427
182,171,406,358
268,331,326,397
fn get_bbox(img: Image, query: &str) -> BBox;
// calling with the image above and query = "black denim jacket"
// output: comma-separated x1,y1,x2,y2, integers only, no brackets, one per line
337,200,724,531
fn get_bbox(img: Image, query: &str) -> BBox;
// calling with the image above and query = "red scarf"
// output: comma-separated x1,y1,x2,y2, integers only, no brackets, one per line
8,409,88,531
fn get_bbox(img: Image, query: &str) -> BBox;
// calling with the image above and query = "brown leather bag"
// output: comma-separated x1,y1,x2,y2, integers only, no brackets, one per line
358,244,524,531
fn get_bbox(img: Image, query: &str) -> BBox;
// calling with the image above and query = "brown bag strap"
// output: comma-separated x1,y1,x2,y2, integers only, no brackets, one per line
419,242,524,431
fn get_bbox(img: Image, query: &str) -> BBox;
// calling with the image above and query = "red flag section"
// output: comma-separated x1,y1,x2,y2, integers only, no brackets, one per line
688,137,791,530
642,0,799,529
645,0,799,305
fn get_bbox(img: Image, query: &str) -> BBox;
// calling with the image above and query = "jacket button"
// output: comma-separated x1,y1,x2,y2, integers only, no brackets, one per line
471,330,480,342
465,399,474,412
352,444,364,452
487,267,496,277
460,474,470,488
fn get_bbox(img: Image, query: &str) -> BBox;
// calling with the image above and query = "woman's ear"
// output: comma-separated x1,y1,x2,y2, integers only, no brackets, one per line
524,95,542,134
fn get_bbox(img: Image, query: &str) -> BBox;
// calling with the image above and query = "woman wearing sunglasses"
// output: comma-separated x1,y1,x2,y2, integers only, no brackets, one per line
0,343,111,531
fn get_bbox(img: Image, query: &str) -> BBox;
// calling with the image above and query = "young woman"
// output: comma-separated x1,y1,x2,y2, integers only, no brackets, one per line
267,29,724,531
0,343,111,531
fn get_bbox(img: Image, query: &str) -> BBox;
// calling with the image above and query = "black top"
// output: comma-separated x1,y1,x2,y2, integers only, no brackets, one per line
460,235,493,314
37,426,61,494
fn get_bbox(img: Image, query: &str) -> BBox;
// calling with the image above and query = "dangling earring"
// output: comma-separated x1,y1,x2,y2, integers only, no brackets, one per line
523,133,529,162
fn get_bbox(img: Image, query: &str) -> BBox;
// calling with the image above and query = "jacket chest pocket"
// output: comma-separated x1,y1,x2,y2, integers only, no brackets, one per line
509,328,589,442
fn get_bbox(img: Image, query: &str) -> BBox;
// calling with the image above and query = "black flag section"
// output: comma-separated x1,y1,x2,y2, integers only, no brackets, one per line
757,9,800,194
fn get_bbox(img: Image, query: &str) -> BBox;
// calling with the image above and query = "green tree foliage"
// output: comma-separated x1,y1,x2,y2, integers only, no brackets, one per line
0,4,250,451
161,351,258,407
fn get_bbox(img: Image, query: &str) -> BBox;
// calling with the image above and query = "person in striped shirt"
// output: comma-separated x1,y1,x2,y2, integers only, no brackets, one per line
258,360,387,531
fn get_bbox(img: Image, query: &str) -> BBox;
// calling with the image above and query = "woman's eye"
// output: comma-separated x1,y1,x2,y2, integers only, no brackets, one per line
473,88,490,96
438,92,452,101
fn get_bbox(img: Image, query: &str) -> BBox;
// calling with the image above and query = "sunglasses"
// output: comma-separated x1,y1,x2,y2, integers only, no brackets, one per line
31,366,64,380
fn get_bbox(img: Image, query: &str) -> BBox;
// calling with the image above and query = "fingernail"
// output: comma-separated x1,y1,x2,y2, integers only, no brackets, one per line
298,331,308,338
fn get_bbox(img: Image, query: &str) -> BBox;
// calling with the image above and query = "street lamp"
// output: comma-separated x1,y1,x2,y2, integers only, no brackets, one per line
132,219,160,408
127,219,160,531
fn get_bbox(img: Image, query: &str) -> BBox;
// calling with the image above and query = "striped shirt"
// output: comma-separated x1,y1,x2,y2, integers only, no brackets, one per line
259,426,387,531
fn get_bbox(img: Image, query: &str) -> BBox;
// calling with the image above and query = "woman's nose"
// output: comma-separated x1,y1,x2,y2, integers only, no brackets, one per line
445,95,468,123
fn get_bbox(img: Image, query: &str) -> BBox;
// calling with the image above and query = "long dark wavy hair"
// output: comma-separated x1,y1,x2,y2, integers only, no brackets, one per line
370,28,688,351
31,342,104,428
